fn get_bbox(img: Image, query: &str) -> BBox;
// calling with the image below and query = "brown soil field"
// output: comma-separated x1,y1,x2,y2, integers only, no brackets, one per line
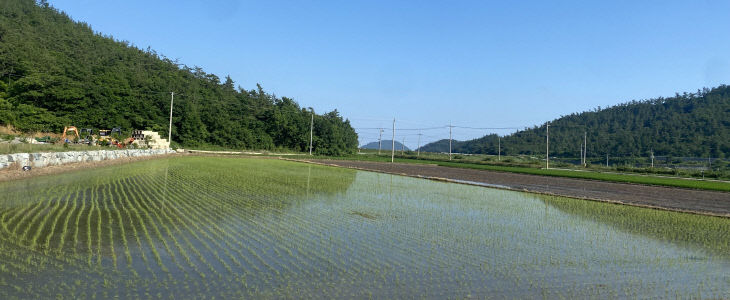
299,159,730,218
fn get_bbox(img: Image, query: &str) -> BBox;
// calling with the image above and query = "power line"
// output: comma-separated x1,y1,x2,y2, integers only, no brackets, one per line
451,126,521,130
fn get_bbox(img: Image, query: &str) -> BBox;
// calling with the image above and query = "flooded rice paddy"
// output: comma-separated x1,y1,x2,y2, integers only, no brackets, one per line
0,156,728,298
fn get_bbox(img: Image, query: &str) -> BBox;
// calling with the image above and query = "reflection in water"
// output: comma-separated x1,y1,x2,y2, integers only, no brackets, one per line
0,157,726,298
537,194,730,258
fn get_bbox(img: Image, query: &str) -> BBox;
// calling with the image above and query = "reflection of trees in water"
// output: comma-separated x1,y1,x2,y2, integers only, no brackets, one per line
0,156,357,256
537,194,730,258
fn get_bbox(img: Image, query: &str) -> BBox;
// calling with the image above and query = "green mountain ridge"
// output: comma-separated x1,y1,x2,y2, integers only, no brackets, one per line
0,0,357,154
420,86,730,158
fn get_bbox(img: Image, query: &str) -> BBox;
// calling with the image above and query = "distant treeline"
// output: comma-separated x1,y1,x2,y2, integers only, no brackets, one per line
420,85,730,158
0,0,357,154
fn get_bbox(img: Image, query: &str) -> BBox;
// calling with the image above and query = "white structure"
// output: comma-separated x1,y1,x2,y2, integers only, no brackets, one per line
132,131,170,149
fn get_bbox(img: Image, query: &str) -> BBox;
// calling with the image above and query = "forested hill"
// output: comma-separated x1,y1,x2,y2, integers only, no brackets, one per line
0,0,357,154
420,85,730,158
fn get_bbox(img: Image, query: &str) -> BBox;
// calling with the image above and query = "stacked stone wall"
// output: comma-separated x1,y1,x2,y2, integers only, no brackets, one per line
0,149,176,170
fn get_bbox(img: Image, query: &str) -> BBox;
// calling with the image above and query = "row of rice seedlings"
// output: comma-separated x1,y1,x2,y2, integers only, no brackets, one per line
154,181,261,275
55,185,80,257
130,175,219,279
256,198,383,279
113,177,156,280
280,180,422,278
166,170,307,277
94,184,104,266
71,185,87,258
139,174,239,276
164,173,286,278
85,182,96,266
117,177,168,275
108,178,133,273
99,181,118,269
173,166,386,284
181,162,390,280
11,185,60,245
124,175,197,276
40,191,72,254
123,176,186,276
1,182,57,233
26,189,66,251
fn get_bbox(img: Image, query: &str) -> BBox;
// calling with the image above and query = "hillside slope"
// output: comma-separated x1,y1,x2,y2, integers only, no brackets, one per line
420,86,730,158
0,0,357,154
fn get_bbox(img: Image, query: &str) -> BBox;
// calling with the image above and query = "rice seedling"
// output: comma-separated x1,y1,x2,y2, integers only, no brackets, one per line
0,156,727,298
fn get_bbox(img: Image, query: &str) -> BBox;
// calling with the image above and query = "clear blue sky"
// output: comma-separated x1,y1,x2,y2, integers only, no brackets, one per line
49,0,730,149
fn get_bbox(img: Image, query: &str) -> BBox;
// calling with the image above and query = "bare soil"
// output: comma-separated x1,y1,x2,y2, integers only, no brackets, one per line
300,159,730,218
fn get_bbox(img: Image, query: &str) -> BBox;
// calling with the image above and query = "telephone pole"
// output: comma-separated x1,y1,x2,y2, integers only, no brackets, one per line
402,137,405,155
583,131,588,168
545,123,549,169
168,92,174,146
449,122,453,160
498,136,501,161
417,133,422,157
378,128,384,155
650,149,654,168
309,112,314,155
391,119,395,163
580,143,583,167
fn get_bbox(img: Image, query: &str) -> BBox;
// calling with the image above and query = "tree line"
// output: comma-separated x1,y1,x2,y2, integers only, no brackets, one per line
421,85,730,158
0,0,357,154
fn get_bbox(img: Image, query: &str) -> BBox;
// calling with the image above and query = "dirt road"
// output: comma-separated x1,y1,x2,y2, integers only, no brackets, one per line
301,159,730,218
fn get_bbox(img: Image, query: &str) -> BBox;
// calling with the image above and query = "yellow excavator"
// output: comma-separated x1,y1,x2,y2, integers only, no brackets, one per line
61,126,80,143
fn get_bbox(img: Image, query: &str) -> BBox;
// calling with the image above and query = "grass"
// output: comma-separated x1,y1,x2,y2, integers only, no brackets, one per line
297,152,730,192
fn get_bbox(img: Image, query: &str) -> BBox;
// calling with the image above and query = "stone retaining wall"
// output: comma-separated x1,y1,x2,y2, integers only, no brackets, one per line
0,149,176,170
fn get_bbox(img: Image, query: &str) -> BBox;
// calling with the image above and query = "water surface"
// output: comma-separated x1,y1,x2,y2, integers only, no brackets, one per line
0,156,727,298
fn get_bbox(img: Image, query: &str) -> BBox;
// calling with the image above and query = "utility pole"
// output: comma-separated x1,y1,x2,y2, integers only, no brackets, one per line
583,131,588,168
391,119,395,163
378,128,383,155
580,142,583,167
402,137,405,155
650,149,654,168
498,136,501,161
168,92,174,146
449,122,453,160
606,153,609,168
417,133,422,157
546,123,549,169
309,112,314,155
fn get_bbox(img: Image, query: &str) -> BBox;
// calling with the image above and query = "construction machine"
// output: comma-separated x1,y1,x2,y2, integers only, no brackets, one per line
61,126,80,143
112,137,135,148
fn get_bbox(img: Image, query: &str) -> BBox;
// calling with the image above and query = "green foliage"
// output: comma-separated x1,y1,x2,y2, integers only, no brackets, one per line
421,86,730,158
0,0,357,154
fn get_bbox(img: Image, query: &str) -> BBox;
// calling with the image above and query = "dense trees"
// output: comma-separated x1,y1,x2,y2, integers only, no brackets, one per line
0,0,357,154
421,86,730,158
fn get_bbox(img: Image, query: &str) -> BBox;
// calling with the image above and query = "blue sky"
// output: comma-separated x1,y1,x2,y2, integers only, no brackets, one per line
49,0,730,149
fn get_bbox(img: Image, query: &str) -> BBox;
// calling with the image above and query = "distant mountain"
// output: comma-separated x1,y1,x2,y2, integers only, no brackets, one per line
361,140,410,151
419,85,730,158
